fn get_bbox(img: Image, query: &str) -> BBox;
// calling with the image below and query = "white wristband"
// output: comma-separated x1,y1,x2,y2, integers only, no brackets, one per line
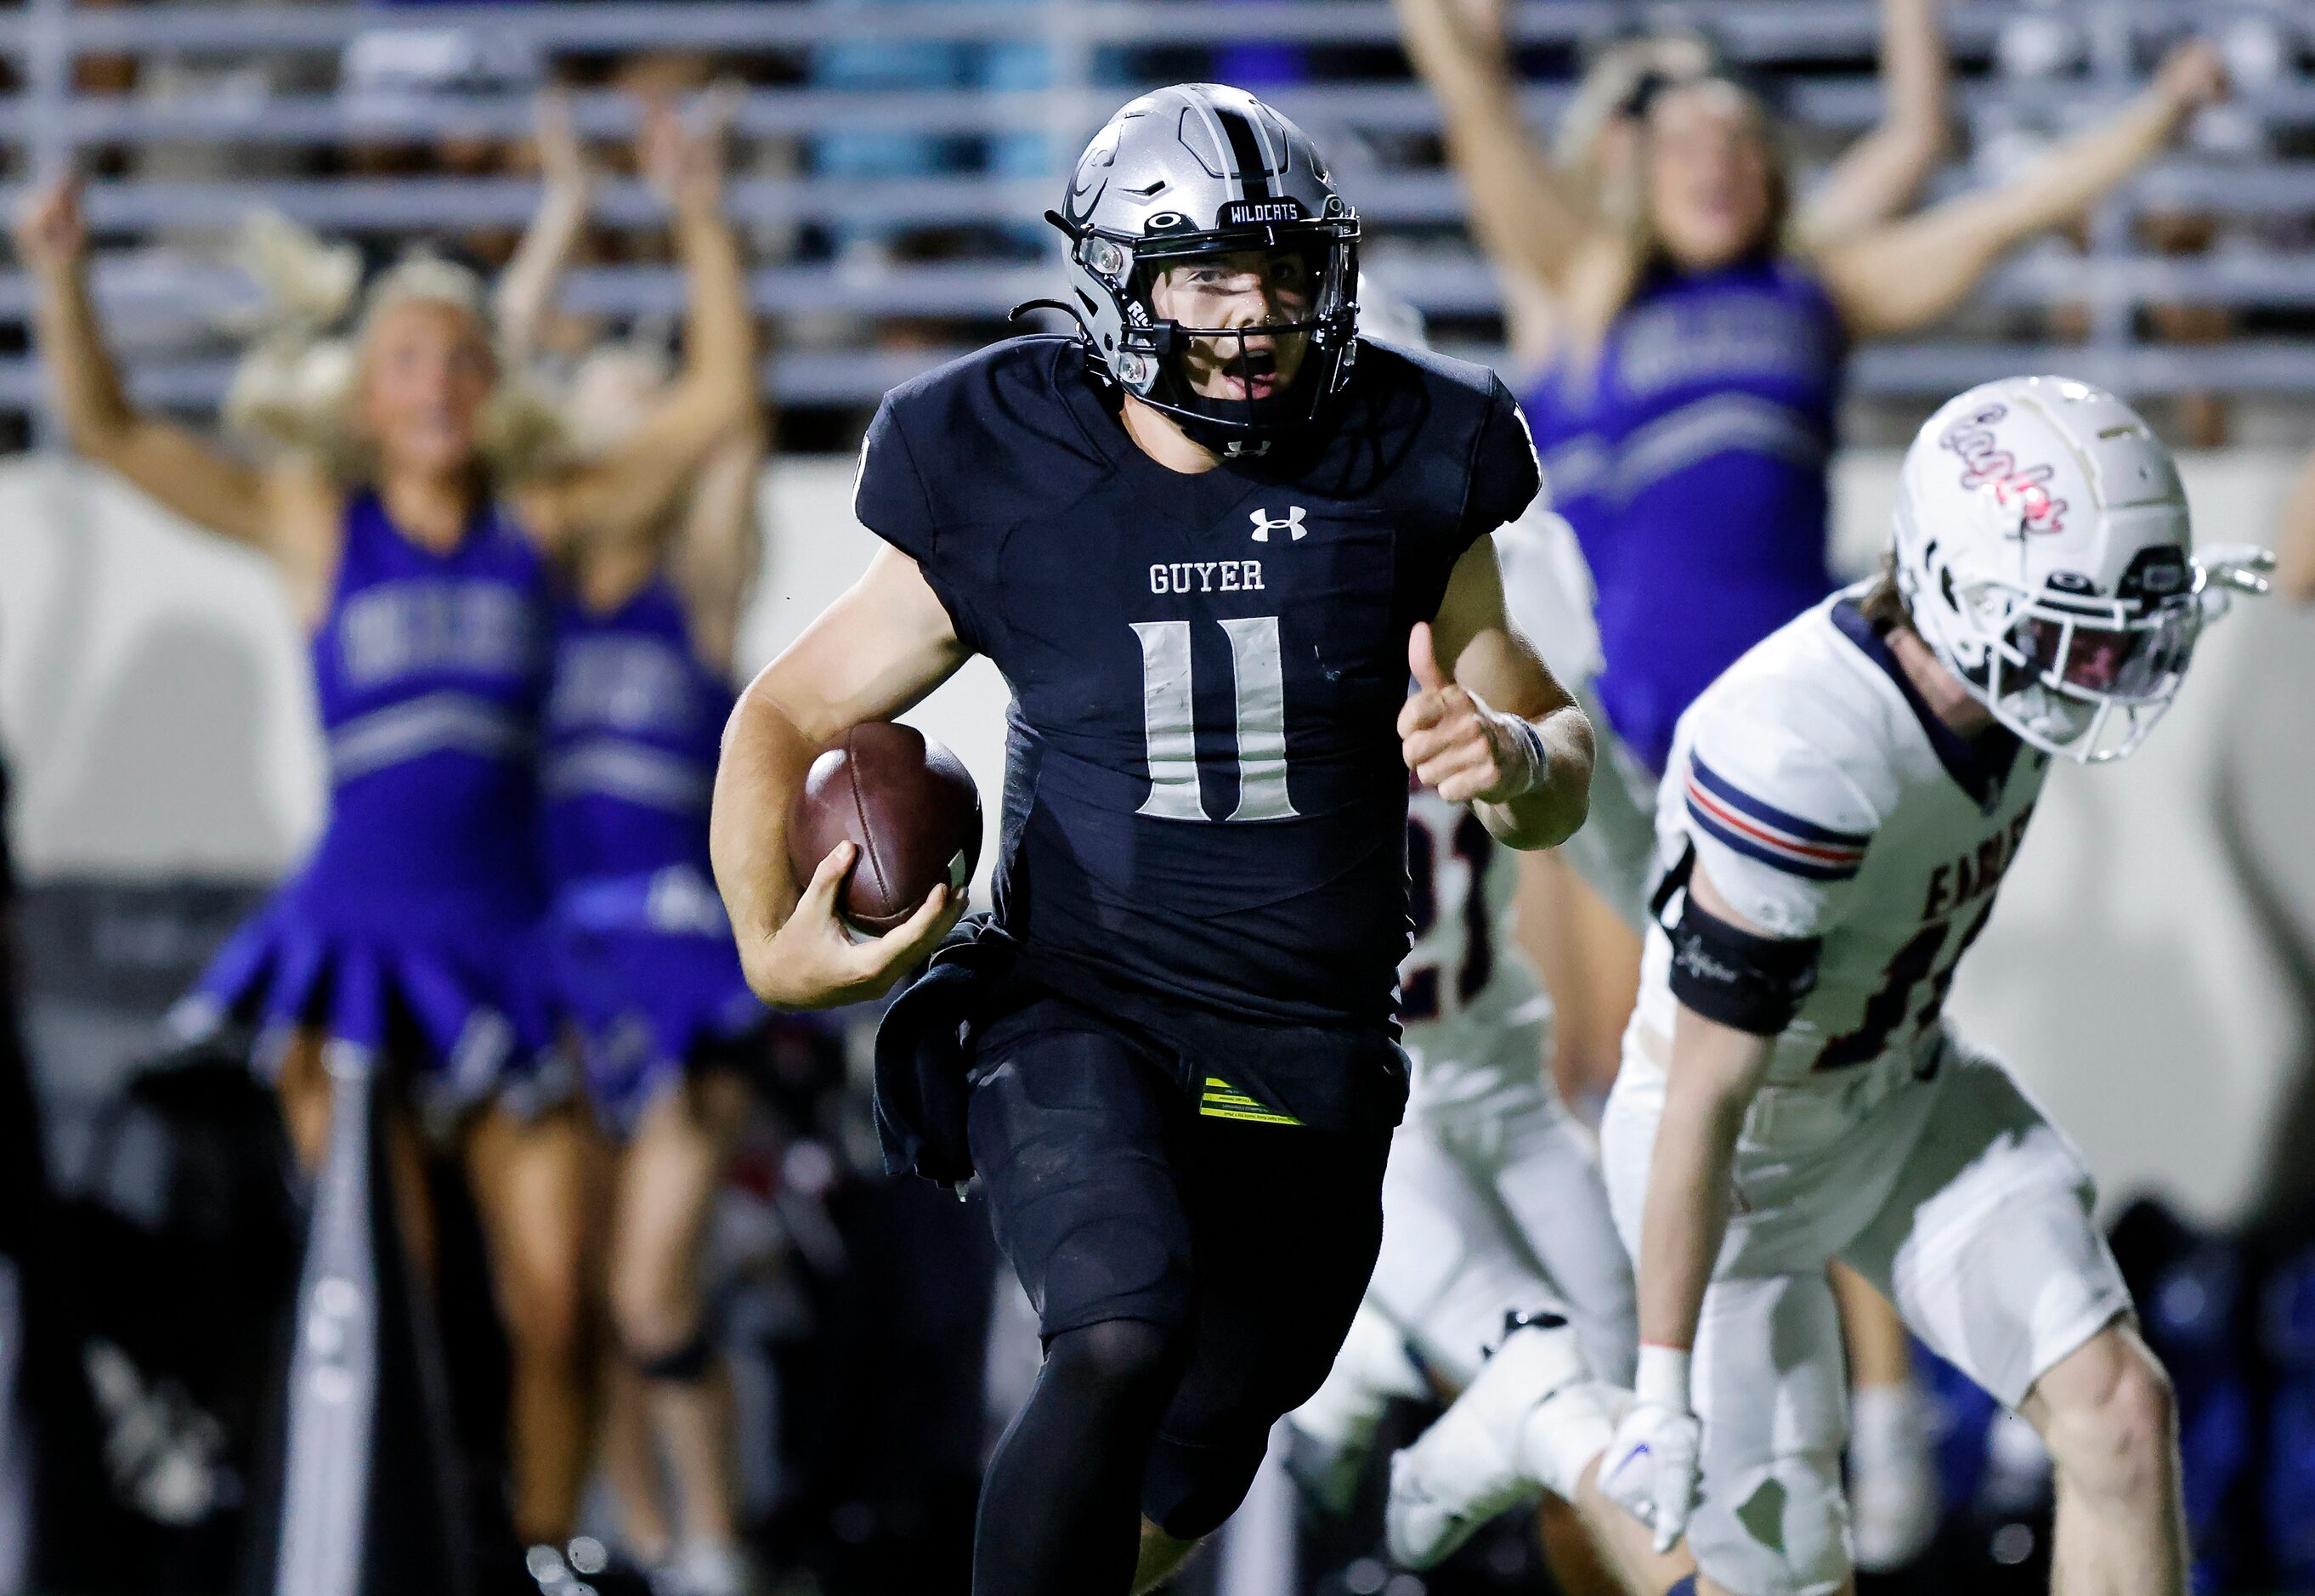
1499,714,1551,797
1636,1343,1692,1415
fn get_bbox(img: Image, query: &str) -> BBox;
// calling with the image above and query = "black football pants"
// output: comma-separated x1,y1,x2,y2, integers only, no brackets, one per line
965,998,1390,1595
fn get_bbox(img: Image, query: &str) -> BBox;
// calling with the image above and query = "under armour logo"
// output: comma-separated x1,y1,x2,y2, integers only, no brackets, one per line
1250,505,1306,543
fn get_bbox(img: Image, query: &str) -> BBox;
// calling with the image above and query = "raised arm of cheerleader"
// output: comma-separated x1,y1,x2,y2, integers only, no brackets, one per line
1797,0,1951,248
16,178,298,555
1395,0,1617,303
494,87,596,368
527,95,756,557
671,412,769,675
1818,39,2226,339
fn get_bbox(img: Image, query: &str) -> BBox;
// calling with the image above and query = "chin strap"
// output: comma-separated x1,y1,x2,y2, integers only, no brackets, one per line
1008,297,1092,336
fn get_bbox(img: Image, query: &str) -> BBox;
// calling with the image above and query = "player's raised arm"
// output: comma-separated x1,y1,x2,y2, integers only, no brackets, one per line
1816,38,2226,338
1597,861,1799,1551
1403,536,1594,851
709,545,970,1010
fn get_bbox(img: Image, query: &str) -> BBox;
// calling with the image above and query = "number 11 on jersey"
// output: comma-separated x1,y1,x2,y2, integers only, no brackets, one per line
1132,616,1297,822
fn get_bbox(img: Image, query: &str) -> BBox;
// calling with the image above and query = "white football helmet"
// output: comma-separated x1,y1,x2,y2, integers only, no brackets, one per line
1892,375,2271,764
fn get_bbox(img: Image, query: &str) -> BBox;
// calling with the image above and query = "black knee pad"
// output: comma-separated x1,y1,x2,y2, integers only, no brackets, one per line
1140,1427,1272,1542
630,1329,715,1384
1042,1319,1184,1409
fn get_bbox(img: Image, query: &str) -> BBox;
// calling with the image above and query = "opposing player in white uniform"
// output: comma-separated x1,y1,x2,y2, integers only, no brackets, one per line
1289,492,1676,1582
1582,376,2272,1596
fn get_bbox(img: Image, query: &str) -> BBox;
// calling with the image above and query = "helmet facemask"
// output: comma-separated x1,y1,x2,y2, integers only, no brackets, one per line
1081,218,1359,452
1906,534,2202,765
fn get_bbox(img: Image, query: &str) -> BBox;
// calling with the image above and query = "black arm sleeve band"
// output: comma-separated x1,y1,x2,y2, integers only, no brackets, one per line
1666,897,1822,1037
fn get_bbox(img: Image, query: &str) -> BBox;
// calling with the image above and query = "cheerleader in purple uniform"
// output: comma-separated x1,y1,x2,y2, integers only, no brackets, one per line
1404,0,2226,774
13,101,755,1561
496,100,769,1593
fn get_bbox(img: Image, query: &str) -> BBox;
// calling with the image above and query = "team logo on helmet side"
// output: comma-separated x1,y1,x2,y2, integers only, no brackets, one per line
1937,402,2069,535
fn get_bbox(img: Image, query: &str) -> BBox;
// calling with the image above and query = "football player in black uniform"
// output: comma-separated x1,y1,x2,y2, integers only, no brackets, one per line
712,85,1666,1595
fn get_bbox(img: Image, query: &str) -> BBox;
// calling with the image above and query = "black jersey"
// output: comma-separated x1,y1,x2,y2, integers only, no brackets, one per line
856,336,1537,1113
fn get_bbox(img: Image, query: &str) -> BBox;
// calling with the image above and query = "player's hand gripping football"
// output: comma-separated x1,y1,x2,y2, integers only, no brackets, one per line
754,839,963,1010
1399,621,1544,805
1598,1390,1703,1554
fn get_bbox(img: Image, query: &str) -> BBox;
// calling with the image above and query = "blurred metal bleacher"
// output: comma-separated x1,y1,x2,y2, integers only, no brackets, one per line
2,0,2313,425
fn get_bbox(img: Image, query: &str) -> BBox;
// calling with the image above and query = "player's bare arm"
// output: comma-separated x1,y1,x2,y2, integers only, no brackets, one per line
1633,864,1779,1354
1599,860,1807,1553
1401,536,1593,851
710,545,970,1010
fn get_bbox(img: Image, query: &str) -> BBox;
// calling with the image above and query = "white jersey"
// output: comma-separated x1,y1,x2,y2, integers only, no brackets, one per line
1494,507,1657,931
1628,587,2052,1123
1399,784,1548,1076
1493,502,1602,689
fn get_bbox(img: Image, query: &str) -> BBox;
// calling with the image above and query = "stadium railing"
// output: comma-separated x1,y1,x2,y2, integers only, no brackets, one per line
0,0,2309,420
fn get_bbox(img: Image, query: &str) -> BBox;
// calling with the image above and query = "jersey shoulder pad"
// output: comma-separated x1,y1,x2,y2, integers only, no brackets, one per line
1351,335,1503,409
1317,342,1539,529
855,337,1102,648
1675,631,1889,934
856,338,1106,535
871,336,1107,485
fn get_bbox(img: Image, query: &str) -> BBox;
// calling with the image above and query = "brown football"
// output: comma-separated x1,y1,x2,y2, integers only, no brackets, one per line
788,722,982,935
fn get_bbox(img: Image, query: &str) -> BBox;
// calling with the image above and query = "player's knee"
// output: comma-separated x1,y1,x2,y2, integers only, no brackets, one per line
2046,1339,2176,1508
608,1257,699,1365
1141,1428,1270,1542
1043,1318,1182,1416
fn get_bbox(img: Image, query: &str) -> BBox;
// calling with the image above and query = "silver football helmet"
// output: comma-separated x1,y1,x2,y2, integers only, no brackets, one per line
1051,83,1360,450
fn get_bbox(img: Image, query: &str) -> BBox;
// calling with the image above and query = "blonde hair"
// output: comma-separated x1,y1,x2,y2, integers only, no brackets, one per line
223,212,567,482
